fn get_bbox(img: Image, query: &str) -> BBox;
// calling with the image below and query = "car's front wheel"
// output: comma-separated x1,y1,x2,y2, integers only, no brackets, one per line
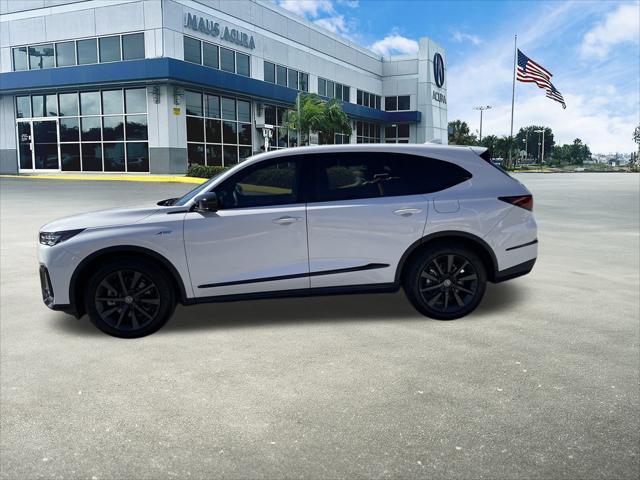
84,259,175,338
404,244,487,320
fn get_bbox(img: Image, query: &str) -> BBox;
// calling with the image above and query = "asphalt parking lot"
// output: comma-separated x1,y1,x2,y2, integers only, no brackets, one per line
1,173,638,479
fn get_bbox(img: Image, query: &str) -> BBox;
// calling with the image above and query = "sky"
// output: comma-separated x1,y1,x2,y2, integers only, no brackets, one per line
274,0,640,154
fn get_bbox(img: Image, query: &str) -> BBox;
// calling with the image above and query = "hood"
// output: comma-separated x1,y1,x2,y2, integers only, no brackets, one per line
40,204,161,232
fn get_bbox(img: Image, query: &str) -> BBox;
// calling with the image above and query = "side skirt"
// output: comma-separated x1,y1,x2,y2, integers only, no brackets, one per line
183,282,400,306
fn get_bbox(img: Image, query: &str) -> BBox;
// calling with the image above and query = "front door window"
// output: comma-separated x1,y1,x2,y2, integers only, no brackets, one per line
17,122,32,169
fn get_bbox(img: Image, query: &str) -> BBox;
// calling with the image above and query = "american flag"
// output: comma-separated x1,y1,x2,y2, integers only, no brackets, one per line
517,49,566,109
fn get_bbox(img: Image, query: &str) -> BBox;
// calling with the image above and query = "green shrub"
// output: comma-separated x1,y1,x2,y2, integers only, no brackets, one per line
187,164,228,178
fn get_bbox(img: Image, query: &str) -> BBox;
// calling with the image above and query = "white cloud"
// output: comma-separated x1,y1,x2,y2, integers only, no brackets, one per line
315,15,350,36
369,34,419,56
452,31,481,45
580,3,640,59
277,0,334,18
336,0,359,7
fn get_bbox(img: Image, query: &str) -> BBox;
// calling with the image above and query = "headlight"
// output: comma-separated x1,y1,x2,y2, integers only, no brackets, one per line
39,229,85,246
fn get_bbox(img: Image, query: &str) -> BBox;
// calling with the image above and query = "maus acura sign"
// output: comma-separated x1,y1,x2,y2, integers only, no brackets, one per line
184,12,256,50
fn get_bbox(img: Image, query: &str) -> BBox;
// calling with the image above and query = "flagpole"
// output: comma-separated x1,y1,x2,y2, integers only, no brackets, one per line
509,34,517,167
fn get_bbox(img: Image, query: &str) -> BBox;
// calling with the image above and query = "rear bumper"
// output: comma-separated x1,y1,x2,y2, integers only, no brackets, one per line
493,258,536,283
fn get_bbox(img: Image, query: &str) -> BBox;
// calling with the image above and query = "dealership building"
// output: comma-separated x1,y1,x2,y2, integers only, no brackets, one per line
0,0,447,174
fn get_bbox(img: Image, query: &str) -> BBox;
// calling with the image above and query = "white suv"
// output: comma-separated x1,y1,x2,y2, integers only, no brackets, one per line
38,144,537,338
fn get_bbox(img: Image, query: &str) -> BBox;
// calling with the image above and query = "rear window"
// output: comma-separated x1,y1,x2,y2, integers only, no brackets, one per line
312,152,471,202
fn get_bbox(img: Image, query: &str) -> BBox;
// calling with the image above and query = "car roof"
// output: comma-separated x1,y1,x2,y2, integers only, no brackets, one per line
243,143,484,168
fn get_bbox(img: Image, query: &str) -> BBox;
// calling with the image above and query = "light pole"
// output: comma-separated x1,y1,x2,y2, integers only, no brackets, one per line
473,105,492,142
535,129,545,164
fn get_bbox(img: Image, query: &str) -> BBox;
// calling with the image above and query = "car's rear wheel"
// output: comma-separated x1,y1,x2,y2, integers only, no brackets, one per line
84,259,175,338
404,245,487,320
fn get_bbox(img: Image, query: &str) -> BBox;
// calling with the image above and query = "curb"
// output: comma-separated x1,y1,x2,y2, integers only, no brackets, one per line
0,174,207,184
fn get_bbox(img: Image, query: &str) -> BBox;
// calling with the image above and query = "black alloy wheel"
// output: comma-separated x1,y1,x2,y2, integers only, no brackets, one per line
405,245,487,320
85,259,175,338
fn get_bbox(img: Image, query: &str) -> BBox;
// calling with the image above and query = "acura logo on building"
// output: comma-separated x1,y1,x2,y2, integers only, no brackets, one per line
433,52,445,88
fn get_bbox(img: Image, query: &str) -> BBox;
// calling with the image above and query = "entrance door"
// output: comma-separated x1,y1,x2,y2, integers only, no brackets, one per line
17,121,33,170
32,120,59,170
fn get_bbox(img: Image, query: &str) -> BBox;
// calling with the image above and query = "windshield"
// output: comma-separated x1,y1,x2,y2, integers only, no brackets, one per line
174,173,224,206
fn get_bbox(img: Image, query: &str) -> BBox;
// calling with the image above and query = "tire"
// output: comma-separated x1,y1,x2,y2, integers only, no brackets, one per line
84,258,176,338
404,244,487,320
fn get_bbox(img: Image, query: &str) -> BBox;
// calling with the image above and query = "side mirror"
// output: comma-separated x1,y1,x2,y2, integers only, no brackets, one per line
193,192,219,213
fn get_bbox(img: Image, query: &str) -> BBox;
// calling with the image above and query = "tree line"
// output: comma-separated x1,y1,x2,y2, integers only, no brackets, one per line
448,120,592,166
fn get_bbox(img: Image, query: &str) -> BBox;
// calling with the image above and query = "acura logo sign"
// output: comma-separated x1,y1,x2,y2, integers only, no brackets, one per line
433,52,445,88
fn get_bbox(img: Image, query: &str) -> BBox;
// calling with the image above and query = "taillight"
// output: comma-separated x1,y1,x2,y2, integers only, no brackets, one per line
499,195,533,211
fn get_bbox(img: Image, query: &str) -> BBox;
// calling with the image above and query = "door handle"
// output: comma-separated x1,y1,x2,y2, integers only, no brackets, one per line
272,216,302,225
393,208,422,217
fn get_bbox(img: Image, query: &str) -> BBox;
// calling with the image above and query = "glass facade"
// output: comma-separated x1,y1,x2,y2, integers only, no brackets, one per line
357,90,381,110
263,61,309,92
15,88,149,172
264,104,302,149
183,36,250,77
385,124,410,143
318,77,350,102
356,121,381,143
385,95,411,111
12,33,144,71
186,90,253,167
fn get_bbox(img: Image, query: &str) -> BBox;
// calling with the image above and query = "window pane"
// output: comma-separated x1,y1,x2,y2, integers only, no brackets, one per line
80,91,101,115
326,81,335,98
398,95,410,110
264,61,275,83
103,115,124,141
81,143,102,171
103,143,125,171
275,127,287,148
375,95,381,110
335,84,342,101
183,36,201,64
122,33,144,60
385,125,396,138
265,105,276,125
102,90,123,115
205,95,220,118
55,41,76,67
60,143,81,171
276,65,287,86
299,72,308,92
125,88,146,113
13,47,28,71
185,91,202,116
397,124,410,137
188,143,205,166
205,119,221,143
31,96,44,117
221,97,236,120
203,42,218,68
81,117,102,141
343,86,350,102
99,36,121,62
126,142,149,172
186,116,204,142
236,53,250,76
220,47,234,72
125,114,148,140
238,123,251,145
206,144,222,167
43,94,57,116
28,44,54,69
59,118,79,142
237,100,251,122
276,107,286,126
357,90,363,105
239,146,252,162
318,78,326,97
217,160,298,208
288,69,298,90
58,93,78,117
385,96,397,111
223,146,238,166
16,96,31,118
77,39,97,65
222,121,237,143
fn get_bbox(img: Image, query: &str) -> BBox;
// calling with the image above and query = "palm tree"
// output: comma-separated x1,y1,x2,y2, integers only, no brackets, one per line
284,93,352,145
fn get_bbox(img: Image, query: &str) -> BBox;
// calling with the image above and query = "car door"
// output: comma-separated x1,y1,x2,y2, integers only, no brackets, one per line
306,151,430,289
183,157,310,298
